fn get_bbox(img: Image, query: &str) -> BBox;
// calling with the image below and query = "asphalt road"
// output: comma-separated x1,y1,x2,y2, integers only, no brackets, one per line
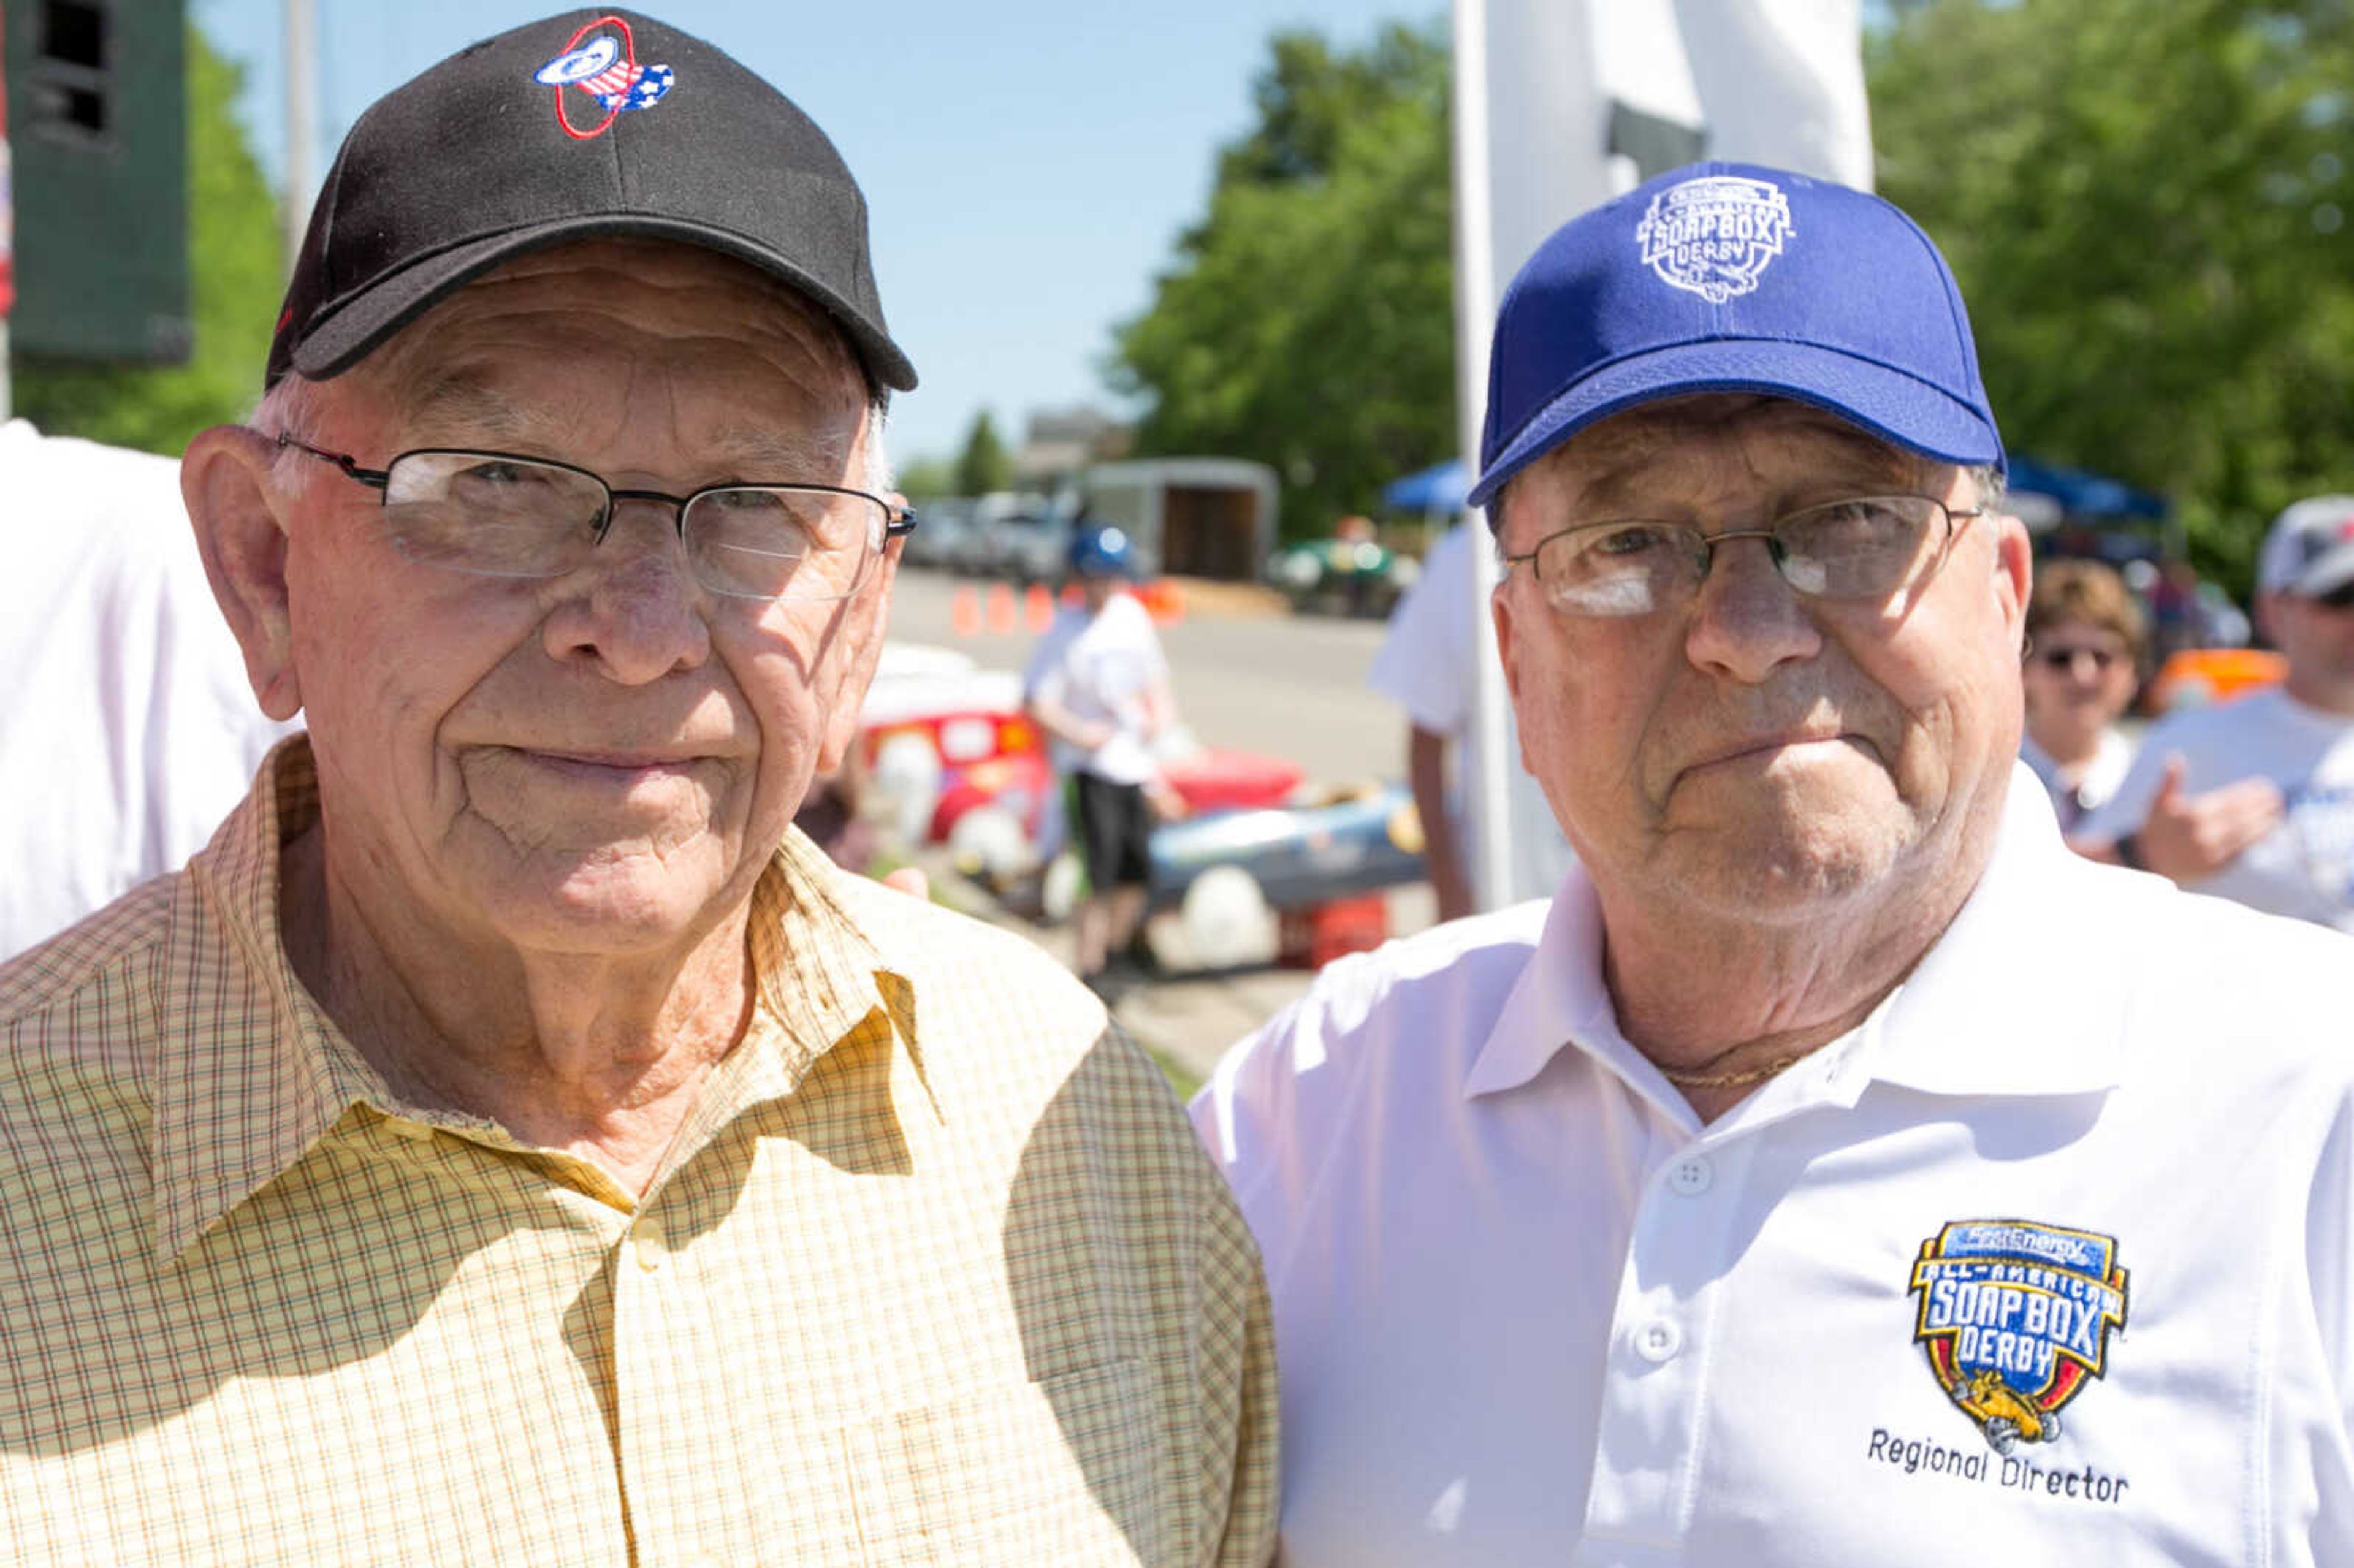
880,565,1406,787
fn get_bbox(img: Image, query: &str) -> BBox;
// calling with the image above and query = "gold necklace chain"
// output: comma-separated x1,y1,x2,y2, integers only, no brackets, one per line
1655,1051,1807,1090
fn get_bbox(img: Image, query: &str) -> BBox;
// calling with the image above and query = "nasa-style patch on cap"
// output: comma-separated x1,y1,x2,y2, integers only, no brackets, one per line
268,9,915,395
533,17,674,139
1469,161,2002,512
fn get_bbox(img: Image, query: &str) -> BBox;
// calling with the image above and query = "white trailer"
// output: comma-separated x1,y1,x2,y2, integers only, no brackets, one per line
1081,457,1280,582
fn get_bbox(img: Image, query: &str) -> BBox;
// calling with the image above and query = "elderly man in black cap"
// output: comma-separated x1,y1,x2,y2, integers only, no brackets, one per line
0,13,1274,1564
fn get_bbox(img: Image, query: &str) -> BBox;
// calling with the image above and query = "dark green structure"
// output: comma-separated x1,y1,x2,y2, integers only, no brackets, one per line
4,0,189,363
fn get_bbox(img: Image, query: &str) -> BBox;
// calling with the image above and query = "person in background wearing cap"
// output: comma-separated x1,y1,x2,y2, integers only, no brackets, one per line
0,13,1274,1564
1191,164,2354,1565
2072,495,2354,932
1025,521,1189,995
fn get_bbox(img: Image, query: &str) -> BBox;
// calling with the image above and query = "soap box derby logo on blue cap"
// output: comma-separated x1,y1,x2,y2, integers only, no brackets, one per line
1470,162,2004,512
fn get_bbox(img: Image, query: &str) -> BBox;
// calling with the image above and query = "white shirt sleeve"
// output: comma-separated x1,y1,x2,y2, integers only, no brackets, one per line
1368,523,1476,737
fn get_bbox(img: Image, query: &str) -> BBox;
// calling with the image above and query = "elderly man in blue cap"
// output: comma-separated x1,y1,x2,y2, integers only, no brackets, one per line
1193,164,2354,1565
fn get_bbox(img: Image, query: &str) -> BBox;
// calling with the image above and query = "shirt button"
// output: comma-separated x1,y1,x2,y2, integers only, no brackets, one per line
1635,1319,1684,1363
633,1215,666,1273
1667,1157,1713,1197
384,1116,435,1143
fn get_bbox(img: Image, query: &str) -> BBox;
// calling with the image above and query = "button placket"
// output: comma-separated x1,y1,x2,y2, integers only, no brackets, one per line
1585,1135,1753,1548
1667,1155,1713,1197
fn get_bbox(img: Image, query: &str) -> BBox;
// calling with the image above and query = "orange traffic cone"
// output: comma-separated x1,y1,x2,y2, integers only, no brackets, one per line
1140,578,1184,625
950,584,981,637
1024,582,1055,633
985,582,1017,635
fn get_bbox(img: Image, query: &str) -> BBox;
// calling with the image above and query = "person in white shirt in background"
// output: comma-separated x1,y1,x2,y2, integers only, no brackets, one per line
1368,519,1577,920
1024,522,1187,991
0,420,295,959
1194,162,2354,1566
2018,557,2144,835
2074,495,2354,931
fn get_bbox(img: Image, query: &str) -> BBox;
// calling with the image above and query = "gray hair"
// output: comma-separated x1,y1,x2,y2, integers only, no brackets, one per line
253,376,897,545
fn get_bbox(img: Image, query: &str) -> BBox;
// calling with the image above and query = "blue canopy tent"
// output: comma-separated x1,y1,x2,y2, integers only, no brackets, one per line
2006,457,2169,521
1381,459,1471,516
2006,455,2178,565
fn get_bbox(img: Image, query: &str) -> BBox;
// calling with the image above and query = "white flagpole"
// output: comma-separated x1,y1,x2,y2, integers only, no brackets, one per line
284,0,319,278
1449,0,1517,915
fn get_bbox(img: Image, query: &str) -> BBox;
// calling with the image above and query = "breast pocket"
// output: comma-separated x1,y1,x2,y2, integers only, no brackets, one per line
846,1357,1170,1568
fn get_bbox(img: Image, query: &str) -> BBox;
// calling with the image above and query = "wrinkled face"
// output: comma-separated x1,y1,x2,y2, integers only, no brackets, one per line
280,238,889,956
2022,615,2138,747
1491,395,2031,926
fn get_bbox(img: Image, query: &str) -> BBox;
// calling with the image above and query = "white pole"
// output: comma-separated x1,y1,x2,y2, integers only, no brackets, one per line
283,0,318,278
1449,0,1517,913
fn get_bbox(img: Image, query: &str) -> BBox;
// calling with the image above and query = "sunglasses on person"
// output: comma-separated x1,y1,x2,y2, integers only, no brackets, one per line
2316,580,2354,612
2030,642,2127,675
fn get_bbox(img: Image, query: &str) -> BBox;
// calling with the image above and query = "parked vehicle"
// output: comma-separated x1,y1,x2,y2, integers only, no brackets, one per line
901,496,975,570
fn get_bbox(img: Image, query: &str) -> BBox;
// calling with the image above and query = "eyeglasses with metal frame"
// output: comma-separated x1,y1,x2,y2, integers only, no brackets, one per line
275,435,918,604
1499,493,1984,618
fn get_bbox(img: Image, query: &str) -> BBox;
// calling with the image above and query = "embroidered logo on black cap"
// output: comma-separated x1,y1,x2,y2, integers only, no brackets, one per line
1909,1219,2128,1455
534,15,673,141
1635,174,1794,305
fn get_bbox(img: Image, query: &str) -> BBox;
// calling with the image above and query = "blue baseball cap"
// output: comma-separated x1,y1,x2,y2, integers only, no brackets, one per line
1469,162,2003,511
1068,523,1137,578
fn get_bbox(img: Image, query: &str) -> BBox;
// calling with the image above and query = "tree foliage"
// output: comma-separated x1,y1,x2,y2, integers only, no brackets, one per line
893,455,957,500
1108,20,1455,539
953,409,1012,497
13,25,283,454
1871,0,2354,596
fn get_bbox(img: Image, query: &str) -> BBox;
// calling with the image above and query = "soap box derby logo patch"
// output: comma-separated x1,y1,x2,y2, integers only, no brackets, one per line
1909,1219,2128,1454
1635,174,1794,305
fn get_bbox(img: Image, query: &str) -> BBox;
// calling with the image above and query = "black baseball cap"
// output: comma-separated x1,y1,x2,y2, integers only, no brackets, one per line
267,9,916,395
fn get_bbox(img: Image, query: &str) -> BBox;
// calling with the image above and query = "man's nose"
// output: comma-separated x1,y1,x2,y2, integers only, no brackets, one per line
1683,534,1822,683
541,499,712,683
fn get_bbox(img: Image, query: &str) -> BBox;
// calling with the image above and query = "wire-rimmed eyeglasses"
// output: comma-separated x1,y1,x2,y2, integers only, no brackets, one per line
275,435,917,604
1499,493,1983,618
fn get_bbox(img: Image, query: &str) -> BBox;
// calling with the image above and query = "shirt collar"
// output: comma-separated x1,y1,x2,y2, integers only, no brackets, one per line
1460,763,2124,1110
151,736,916,1261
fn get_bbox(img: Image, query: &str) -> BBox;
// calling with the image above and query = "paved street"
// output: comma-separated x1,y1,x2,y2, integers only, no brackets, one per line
882,566,1434,1085
884,566,1403,786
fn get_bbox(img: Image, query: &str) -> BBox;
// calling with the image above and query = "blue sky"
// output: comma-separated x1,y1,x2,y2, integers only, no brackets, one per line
192,0,1430,464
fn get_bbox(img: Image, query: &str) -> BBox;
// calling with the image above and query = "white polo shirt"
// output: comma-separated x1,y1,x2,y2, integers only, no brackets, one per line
1193,771,2354,1566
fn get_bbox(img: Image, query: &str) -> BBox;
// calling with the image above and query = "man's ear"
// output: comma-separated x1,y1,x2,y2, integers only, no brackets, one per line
817,532,902,773
1489,573,1543,775
183,424,303,721
1990,511,2033,653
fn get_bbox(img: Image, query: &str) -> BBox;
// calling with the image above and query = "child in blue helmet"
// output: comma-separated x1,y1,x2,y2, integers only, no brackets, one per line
1023,522,1187,992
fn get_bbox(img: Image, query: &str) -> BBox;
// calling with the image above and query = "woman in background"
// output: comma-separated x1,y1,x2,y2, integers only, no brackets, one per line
2022,557,2147,834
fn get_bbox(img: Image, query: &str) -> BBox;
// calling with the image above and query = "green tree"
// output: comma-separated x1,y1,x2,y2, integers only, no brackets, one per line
13,24,284,454
893,455,958,500
1870,0,2354,598
1108,20,1456,539
953,410,1012,497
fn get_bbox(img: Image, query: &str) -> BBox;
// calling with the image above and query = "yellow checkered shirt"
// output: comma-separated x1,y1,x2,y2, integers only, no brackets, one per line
0,739,1276,1566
